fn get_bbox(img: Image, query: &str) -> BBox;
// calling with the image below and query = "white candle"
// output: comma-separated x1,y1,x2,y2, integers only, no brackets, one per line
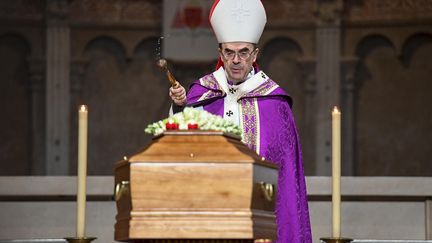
332,106,341,238
77,105,88,238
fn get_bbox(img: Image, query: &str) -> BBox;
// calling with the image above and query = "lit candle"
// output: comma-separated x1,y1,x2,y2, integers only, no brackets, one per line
332,106,341,238
77,105,88,238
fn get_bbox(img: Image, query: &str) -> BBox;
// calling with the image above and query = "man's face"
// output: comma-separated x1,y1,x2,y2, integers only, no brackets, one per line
219,42,258,83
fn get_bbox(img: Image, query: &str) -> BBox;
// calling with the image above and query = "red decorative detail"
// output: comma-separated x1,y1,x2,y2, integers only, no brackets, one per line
209,0,220,20
171,1,211,29
166,121,179,130
184,6,203,29
188,123,199,130
165,122,172,130
215,57,261,72
215,57,224,70
172,10,184,28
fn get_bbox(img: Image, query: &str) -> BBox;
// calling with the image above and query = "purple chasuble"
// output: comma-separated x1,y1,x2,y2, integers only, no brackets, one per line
186,70,312,243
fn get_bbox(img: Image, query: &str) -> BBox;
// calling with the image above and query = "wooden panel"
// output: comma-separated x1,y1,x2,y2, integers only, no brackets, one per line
123,132,276,168
114,132,277,241
131,162,252,209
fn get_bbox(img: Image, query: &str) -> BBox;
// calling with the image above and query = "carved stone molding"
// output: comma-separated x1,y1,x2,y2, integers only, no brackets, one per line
0,0,44,21
346,0,432,23
70,57,89,93
314,0,344,25
341,56,359,92
263,0,315,26
298,56,317,93
27,56,46,92
45,12,71,174
340,56,359,176
314,24,342,175
68,0,161,27
46,0,69,25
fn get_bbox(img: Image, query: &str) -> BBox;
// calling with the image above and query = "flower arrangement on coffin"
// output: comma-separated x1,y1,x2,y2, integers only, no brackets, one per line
145,107,242,136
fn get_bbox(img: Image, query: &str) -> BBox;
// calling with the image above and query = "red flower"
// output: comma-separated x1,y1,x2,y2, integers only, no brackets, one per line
188,122,199,130
166,121,179,130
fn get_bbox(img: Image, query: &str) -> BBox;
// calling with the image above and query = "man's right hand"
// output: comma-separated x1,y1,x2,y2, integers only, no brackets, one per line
169,82,187,106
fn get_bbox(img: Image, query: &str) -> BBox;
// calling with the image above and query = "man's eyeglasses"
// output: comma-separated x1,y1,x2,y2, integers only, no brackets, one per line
220,48,257,60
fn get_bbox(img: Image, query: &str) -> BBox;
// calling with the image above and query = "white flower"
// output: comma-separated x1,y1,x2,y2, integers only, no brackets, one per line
144,107,242,136
179,123,188,130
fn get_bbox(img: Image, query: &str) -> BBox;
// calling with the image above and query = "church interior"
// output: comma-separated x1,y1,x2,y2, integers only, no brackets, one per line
0,0,431,243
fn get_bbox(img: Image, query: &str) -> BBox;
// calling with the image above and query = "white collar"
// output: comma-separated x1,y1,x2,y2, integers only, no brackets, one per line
213,67,268,98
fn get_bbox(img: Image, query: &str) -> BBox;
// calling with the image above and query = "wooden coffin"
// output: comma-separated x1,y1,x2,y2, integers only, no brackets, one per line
114,131,278,241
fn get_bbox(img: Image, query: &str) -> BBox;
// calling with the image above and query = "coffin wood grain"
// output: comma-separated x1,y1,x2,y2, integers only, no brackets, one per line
114,131,277,241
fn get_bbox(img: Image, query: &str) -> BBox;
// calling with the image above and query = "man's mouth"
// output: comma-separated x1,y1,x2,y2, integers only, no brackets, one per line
231,66,242,74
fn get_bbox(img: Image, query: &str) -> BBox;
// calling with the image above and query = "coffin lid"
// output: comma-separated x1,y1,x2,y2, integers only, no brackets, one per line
115,130,277,168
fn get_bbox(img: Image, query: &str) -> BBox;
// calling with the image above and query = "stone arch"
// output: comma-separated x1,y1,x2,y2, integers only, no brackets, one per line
133,37,160,60
258,37,304,110
353,34,397,90
401,32,432,67
71,36,129,175
0,30,40,56
83,36,127,68
355,34,396,59
72,36,170,175
0,32,31,55
353,34,398,175
353,33,432,176
129,37,171,124
258,37,313,173
0,33,32,175
0,33,31,85
259,37,303,69
130,37,162,78
80,36,127,95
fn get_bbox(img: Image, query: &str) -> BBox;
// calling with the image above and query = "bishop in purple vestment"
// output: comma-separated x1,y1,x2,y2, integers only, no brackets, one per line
168,0,312,242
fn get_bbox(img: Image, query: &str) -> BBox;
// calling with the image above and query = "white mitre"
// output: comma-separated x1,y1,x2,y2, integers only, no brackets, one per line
209,0,267,44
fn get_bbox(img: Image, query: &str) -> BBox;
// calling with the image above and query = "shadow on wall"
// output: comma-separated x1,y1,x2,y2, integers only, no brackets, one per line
71,36,170,175
353,33,432,176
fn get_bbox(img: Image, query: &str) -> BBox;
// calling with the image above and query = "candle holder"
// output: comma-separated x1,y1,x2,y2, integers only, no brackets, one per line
320,237,353,243
65,237,97,243
254,239,273,243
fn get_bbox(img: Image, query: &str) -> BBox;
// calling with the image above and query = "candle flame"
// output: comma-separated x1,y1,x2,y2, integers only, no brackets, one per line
79,105,88,112
332,106,340,114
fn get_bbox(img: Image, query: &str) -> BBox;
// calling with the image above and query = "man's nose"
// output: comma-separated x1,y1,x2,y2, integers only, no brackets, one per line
232,53,241,63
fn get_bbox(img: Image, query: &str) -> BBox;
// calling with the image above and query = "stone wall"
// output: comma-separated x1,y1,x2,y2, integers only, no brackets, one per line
0,0,431,176
0,176,431,242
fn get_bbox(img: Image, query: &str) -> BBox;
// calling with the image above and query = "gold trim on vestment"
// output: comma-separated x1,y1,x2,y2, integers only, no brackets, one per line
240,98,259,153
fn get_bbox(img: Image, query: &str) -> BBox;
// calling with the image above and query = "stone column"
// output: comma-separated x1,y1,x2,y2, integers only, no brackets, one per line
314,0,344,175
341,57,358,176
70,58,89,94
28,56,46,175
298,57,317,174
45,0,70,175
